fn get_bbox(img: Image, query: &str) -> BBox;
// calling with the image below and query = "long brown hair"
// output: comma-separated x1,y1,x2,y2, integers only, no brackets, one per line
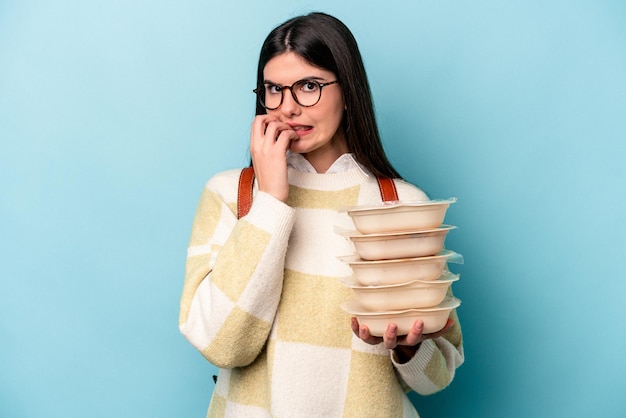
255,12,402,179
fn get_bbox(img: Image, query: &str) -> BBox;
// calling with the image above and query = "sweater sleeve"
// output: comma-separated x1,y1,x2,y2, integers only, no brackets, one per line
179,170,295,368
391,308,464,395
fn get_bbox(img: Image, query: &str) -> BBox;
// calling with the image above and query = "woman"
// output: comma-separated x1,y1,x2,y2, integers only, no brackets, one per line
179,12,463,417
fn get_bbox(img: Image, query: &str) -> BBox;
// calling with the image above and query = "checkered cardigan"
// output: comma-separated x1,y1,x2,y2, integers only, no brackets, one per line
179,166,464,417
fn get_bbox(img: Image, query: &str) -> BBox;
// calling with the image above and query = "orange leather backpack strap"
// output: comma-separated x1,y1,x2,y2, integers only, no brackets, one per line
377,177,398,202
237,166,255,219
236,166,398,219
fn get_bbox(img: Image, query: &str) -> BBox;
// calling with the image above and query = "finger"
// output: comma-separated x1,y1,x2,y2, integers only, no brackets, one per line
350,317,360,337
275,128,298,149
262,120,292,142
251,116,283,147
383,323,399,349
251,122,292,162
260,116,278,134
251,117,273,152
251,115,276,139
400,320,424,347
358,323,383,345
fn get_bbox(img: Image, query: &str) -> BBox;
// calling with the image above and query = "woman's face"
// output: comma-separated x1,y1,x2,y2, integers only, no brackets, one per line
262,52,348,171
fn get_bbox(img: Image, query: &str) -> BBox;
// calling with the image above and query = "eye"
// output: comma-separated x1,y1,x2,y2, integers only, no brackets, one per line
265,84,282,95
298,80,320,93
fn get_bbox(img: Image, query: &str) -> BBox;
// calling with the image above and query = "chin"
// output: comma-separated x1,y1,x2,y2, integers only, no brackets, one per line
288,142,309,154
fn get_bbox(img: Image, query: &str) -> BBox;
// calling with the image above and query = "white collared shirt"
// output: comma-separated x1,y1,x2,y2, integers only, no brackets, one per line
286,152,371,176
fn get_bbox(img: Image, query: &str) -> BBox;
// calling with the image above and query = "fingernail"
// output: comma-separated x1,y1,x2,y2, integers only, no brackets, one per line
389,324,397,333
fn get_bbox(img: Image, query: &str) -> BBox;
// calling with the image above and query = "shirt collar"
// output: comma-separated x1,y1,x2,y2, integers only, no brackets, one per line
286,152,371,176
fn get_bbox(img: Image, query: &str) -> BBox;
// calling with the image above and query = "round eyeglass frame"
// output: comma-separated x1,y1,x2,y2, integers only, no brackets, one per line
253,79,339,110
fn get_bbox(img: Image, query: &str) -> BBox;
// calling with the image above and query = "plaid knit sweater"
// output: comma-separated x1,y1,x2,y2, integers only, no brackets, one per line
179,159,464,417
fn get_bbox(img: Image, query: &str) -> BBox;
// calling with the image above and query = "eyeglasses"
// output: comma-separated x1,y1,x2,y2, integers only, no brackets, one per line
253,79,339,110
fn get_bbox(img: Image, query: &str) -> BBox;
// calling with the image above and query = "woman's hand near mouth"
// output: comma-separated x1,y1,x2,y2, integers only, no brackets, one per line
250,115,299,203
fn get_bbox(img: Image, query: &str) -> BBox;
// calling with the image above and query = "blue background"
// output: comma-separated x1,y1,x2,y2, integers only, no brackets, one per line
1,1,625,417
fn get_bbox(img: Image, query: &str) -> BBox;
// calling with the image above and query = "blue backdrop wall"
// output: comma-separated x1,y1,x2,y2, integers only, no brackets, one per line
1,1,625,417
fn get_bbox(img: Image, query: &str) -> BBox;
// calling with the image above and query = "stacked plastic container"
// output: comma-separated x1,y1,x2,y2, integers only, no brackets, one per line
339,199,462,336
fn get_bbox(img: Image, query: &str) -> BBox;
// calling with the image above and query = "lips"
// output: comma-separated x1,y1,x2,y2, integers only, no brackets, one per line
288,124,313,136
289,125,312,131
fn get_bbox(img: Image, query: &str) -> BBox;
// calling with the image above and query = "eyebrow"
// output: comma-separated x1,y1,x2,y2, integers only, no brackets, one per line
262,76,326,85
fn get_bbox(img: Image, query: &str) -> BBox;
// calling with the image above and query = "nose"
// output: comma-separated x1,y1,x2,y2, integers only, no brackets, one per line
280,88,301,117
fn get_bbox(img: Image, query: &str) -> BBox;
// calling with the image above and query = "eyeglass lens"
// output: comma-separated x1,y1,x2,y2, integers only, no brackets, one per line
261,80,322,109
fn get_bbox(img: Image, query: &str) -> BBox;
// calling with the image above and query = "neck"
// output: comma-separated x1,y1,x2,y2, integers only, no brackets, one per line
303,134,349,173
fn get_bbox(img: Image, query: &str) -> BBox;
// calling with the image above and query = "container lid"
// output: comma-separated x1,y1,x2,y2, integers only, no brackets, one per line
337,224,457,239
341,296,461,315
342,198,457,214
338,249,464,265
340,270,459,289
